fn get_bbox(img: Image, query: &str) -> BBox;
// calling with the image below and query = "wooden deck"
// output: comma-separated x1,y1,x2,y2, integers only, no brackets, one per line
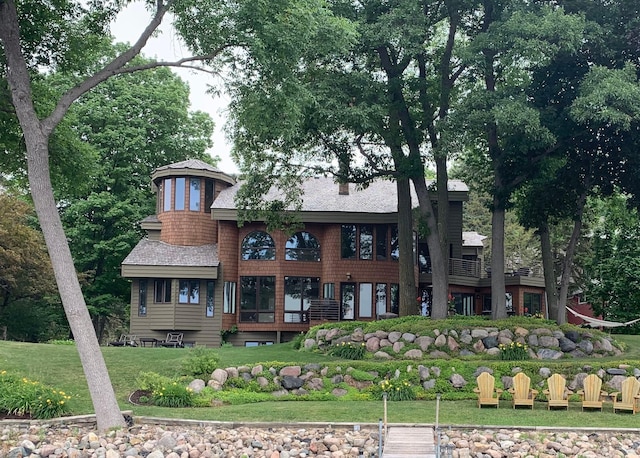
383,426,437,457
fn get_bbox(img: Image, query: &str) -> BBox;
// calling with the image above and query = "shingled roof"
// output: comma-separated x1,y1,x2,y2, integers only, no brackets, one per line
122,239,219,267
154,159,222,174
212,177,468,214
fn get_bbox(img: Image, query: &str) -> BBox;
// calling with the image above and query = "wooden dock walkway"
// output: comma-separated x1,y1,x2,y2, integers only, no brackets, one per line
382,426,437,457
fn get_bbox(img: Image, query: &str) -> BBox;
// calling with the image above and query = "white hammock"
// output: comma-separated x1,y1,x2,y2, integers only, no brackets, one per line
567,306,640,328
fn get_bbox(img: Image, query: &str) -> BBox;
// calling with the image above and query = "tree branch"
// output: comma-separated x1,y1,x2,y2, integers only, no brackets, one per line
43,0,177,134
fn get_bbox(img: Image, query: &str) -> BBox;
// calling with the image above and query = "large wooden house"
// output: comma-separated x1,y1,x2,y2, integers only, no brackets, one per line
121,159,546,347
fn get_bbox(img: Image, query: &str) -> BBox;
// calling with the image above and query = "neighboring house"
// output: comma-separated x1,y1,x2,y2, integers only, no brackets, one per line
121,160,547,347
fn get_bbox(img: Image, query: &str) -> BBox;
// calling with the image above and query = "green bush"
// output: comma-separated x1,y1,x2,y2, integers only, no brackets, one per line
135,371,172,392
499,342,530,361
180,346,220,378
328,341,367,360
0,370,72,419
374,378,417,401
152,381,194,407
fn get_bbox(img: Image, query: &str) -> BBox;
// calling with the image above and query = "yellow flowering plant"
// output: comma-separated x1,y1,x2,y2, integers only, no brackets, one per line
0,370,72,419
374,378,416,401
152,381,194,407
498,341,530,361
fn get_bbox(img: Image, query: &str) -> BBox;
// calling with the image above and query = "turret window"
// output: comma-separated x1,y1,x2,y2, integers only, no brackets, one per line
175,178,185,210
190,178,200,211
163,179,172,211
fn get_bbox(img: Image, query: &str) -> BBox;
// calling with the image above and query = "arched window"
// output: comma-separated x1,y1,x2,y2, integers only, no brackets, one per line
285,231,321,261
241,231,276,260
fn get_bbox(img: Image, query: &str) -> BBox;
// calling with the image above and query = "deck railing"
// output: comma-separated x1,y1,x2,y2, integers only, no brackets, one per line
420,257,542,279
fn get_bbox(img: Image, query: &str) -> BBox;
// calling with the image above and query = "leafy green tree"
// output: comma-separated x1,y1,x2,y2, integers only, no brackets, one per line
227,0,481,319
458,1,585,319
512,0,640,323
580,194,640,333
59,62,214,342
0,0,356,430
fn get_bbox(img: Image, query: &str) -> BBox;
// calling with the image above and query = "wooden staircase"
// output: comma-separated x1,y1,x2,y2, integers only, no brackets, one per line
382,426,437,457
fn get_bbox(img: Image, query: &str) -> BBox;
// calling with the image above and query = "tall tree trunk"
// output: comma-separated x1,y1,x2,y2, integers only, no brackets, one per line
539,221,558,321
0,0,125,432
413,175,448,319
557,190,588,324
397,177,417,316
490,205,507,319
435,154,450,293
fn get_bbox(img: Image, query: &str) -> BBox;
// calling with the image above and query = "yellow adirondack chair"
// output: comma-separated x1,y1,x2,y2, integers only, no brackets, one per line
577,374,606,411
610,376,640,414
543,373,572,410
508,372,538,409
473,372,503,408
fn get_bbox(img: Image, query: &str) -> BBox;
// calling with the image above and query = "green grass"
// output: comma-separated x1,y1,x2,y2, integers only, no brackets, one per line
2,338,640,428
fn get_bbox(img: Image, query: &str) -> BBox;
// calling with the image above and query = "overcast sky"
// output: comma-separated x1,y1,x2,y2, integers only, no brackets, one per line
111,3,238,173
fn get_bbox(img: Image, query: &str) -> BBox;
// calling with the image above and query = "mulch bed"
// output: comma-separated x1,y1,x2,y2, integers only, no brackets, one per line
128,389,153,406
0,410,32,420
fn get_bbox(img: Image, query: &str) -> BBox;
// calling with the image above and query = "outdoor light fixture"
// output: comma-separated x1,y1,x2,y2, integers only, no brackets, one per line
346,272,352,280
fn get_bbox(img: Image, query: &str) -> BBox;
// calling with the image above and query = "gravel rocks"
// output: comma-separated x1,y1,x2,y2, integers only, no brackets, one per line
0,423,381,458
3,422,640,458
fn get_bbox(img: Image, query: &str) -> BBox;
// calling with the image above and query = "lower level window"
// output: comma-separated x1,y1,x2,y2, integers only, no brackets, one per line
284,277,319,323
524,292,542,316
240,276,275,322
154,279,172,303
179,280,200,304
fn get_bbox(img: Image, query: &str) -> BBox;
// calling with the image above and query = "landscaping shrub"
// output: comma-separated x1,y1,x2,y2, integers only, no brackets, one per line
499,342,530,360
328,341,367,360
135,371,172,392
180,346,220,378
152,381,194,407
373,378,417,401
0,370,72,419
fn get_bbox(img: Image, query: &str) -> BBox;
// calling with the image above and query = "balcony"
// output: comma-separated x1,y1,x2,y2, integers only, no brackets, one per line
419,257,543,279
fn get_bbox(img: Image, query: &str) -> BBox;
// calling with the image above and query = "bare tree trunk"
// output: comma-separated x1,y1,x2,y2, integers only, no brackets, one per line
413,175,449,319
490,206,507,319
539,222,558,321
0,0,125,432
397,177,417,316
557,191,587,324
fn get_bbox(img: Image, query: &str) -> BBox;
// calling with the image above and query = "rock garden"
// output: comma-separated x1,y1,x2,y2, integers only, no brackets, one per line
130,316,638,408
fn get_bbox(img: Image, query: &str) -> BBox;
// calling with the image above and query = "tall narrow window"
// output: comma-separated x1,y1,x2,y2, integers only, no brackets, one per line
341,283,355,320
285,231,321,261
376,225,388,260
323,283,335,300
179,280,200,304
390,283,399,314
359,283,373,318
138,280,147,316
390,225,399,260
190,178,201,211
241,231,276,260
154,279,172,303
284,277,319,322
204,179,215,211
163,178,172,211
240,276,275,322
360,225,373,260
175,177,185,210
341,224,356,259
223,281,236,313
206,281,215,317
376,283,387,317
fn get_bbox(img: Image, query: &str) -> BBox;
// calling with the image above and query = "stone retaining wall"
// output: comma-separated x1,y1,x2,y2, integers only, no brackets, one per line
303,326,623,360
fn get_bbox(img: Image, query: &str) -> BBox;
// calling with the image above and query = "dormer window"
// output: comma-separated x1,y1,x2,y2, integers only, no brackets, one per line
163,178,172,211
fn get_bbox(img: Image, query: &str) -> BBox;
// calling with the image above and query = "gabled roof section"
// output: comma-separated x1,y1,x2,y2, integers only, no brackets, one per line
463,231,487,247
152,159,235,186
212,176,468,223
122,239,219,267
